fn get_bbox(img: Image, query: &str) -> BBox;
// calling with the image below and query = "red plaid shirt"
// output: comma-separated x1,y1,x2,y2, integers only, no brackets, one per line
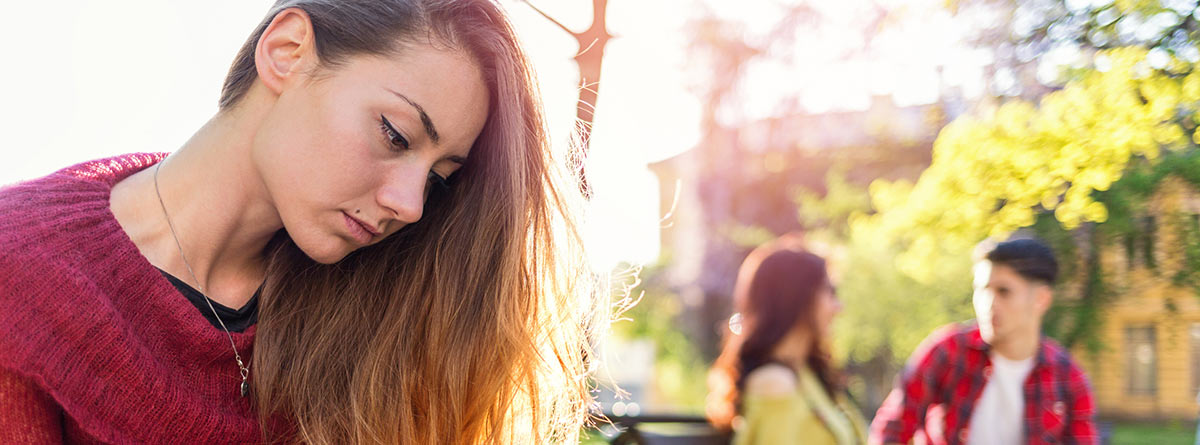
869,323,1097,445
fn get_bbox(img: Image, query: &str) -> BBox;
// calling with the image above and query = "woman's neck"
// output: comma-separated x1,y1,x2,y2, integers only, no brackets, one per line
770,328,812,370
111,104,282,309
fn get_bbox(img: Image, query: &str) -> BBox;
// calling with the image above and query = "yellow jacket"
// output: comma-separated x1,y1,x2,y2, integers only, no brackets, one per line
733,365,867,445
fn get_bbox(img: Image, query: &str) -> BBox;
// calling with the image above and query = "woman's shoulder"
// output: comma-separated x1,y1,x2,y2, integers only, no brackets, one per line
735,364,828,445
0,168,105,245
0,164,147,323
743,363,799,398
0,155,154,274
0,153,162,215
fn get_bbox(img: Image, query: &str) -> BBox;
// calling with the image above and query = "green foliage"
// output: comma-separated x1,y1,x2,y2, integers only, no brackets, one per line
608,265,710,412
870,49,1200,349
1038,218,1113,353
831,218,975,366
868,47,1200,283
792,169,975,368
1030,211,1109,352
1096,151,1200,237
579,429,609,445
820,47,1200,360
796,167,873,239
1095,150,1200,291
1178,214,1200,291
950,0,1200,93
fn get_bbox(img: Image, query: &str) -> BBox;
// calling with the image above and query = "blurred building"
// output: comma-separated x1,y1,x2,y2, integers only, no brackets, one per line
648,93,952,359
1070,175,1200,421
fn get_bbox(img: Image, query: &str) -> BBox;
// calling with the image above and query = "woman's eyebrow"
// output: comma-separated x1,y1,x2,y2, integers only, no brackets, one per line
387,89,440,144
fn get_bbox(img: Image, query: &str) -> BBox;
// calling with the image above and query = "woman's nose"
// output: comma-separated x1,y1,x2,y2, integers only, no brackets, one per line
376,167,427,224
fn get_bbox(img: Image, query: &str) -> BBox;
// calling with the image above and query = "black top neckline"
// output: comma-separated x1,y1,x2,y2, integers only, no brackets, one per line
156,268,260,333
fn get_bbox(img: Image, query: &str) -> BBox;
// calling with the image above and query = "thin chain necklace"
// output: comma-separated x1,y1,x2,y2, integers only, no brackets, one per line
153,161,252,397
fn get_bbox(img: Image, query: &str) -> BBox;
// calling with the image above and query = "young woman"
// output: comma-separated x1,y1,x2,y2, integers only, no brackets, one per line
0,1,595,443
707,237,866,445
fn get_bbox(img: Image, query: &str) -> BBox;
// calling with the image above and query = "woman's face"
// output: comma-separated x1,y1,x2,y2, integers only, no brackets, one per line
252,42,489,264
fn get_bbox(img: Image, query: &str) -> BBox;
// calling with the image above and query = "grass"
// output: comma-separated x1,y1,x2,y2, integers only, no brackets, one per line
1109,420,1195,445
580,420,1198,444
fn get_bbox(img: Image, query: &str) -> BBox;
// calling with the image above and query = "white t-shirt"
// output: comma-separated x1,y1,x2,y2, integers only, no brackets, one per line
966,353,1036,445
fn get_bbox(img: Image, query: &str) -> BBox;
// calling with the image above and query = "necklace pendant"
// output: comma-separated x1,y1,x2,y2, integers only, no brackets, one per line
240,380,250,397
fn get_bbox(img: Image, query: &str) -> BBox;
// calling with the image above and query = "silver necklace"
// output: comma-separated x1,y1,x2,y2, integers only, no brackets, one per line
153,161,252,397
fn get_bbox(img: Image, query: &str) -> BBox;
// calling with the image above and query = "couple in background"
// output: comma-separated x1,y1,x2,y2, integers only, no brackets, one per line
708,237,1098,445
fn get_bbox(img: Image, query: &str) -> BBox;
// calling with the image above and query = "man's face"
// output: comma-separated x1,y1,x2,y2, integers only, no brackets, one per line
973,261,1048,345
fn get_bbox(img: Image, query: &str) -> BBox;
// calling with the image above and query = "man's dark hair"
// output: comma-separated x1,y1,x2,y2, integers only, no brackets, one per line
985,238,1058,285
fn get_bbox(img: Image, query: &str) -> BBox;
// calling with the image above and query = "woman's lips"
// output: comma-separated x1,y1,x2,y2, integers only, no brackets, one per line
342,212,378,244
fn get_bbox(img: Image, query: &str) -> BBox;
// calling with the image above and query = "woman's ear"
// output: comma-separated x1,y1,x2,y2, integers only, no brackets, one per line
254,8,318,96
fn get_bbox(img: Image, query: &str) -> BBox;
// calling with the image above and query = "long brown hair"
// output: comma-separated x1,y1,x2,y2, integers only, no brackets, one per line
223,1,596,443
706,237,840,430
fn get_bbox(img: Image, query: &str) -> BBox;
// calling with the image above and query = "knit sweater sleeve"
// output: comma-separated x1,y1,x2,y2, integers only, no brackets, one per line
0,369,63,444
0,227,64,443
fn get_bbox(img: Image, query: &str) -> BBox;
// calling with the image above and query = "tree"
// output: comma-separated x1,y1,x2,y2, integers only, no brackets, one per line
870,47,1200,281
795,170,975,409
793,45,1200,409
519,0,614,198
949,0,1200,98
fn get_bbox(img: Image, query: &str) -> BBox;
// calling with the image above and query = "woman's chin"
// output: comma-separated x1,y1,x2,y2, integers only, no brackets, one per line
295,237,354,264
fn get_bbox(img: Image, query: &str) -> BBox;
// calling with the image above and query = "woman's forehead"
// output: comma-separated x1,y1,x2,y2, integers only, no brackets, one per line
339,46,489,151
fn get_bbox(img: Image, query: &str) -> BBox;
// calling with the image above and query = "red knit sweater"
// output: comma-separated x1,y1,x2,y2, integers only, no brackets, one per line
0,153,262,444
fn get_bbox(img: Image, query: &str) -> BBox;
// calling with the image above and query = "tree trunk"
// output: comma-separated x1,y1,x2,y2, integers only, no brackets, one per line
521,0,613,198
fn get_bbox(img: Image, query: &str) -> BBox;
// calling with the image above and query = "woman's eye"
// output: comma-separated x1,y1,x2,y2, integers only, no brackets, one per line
379,115,410,150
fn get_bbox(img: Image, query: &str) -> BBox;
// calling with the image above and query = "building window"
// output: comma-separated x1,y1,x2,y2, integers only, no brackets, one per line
1126,325,1157,396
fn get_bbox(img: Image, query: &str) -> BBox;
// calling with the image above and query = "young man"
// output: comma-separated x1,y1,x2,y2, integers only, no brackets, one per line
869,238,1097,445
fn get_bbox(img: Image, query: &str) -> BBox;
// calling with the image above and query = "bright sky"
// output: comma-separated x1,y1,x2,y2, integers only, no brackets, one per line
0,0,982,270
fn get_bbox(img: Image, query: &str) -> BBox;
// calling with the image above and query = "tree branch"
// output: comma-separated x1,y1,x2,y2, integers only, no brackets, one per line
519,0,579,37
